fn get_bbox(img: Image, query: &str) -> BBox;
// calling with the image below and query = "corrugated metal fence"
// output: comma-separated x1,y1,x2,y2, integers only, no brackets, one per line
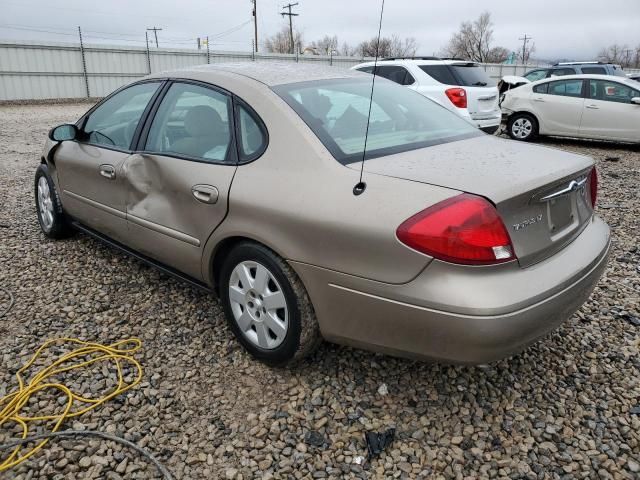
5,40,636,101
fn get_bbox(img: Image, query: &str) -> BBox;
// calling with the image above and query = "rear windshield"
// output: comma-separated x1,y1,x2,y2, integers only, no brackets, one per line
420,63,495,87
273,78,481,164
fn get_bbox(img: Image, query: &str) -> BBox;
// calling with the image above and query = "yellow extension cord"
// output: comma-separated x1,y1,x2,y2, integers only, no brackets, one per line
0,337,143,472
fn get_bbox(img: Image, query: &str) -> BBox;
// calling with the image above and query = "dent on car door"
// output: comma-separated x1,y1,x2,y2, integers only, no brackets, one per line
122,81,259,280
580,79,640,141
54,81,162,242
533,79,585,135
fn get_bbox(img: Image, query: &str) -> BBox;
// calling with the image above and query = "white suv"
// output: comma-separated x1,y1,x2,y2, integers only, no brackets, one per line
352,57,501,133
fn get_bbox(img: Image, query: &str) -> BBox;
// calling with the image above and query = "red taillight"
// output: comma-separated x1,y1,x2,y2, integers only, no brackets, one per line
396,194,516,265
445,87,467,108
588,167,598,208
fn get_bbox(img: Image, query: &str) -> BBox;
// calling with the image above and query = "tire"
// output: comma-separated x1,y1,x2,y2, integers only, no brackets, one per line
34,164,74,239
219,242,320,366
507,113,538,141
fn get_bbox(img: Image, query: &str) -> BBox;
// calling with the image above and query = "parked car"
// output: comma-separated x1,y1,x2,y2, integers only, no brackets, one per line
628,73,640,82
522,62,627,82
37,63,609,365
502,74,640,143
352,57,501,133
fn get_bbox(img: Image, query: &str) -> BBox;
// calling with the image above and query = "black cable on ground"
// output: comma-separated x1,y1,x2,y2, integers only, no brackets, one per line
0,288,14,319
0,430,174,479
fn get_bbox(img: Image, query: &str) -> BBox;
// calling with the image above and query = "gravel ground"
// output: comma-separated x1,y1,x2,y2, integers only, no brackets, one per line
0,103,639,480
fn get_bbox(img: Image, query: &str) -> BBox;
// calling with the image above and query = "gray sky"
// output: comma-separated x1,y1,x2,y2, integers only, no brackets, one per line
1,0,638,60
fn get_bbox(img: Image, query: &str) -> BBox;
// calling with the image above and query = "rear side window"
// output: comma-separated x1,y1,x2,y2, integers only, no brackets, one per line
236,103,267,162
533,83,549,94
549,68,577,77
548,79,584,98
372,65,415,86
581,67,606,75
145,82,233,163
420,64,494,87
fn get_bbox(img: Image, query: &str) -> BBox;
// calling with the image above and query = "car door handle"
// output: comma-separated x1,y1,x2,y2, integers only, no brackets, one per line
586,104,599,109
99,164,116,180
191,185,219,204
533,97,545,102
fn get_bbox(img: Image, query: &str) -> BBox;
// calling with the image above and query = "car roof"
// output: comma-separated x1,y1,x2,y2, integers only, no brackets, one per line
528,73,638,86
353,59,476,68
149,62,364,87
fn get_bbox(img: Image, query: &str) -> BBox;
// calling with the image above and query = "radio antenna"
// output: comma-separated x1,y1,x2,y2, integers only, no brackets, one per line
353,0,385,196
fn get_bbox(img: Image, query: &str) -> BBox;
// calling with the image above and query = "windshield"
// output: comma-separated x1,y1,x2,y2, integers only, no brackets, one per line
273,78,482,164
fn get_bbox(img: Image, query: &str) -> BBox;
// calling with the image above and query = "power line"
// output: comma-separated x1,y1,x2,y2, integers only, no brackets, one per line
280,2,299,54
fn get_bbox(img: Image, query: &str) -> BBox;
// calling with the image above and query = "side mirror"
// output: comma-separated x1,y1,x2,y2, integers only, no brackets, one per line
49,124,79,142
631,97,640,105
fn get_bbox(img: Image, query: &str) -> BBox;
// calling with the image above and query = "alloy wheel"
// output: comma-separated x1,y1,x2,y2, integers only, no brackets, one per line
37,177,54,231
228,261,289,350
511,117,533,139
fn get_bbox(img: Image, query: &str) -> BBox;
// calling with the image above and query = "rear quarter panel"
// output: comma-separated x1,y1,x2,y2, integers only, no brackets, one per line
192,73,459,284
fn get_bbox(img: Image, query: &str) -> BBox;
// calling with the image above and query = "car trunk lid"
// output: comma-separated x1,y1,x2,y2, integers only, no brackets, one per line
360,135,595,267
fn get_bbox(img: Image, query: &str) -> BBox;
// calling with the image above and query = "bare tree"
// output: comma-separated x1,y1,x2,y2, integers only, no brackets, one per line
442,11,505,62
356,34,418,58
598,44,628,65
487,46,510,63
309,35,339,55
264,25,304,54
340,41,355,57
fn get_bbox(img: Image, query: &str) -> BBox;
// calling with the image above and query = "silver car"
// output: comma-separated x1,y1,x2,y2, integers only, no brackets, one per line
37,63,610,365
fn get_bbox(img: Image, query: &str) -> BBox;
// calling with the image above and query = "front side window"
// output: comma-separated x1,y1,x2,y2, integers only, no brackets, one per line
524,70,548,82
548,79,584,98
273,78,481,164
145,82,232,163
82,82,160,149
589,80,640,104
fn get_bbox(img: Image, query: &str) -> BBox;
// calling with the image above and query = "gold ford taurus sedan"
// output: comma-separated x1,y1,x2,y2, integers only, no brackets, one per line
36,63,610,365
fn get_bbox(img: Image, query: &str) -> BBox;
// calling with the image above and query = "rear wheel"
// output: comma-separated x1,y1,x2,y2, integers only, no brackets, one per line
507,113,538,141
219,242,320,366
34,164,74,239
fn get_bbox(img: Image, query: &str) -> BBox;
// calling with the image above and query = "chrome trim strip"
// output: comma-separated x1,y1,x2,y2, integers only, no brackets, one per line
63,190,126,219
127,213,201,247
539,177,587,202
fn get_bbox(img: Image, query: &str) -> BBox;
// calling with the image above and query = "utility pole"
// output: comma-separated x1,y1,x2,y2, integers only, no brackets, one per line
147,27,162,48
518,34,532,64
251,0,258,53
281,2,299,54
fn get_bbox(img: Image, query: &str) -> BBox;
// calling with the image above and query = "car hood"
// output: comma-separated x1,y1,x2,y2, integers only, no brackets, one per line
359,135,592,204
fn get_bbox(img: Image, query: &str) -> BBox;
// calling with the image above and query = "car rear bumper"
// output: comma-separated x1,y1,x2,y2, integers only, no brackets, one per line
292,216,610,364
471,113,501,131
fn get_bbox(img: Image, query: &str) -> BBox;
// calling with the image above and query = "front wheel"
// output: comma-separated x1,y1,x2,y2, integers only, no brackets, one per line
219,242,320,366
34,164,74,239
507,113,538,141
